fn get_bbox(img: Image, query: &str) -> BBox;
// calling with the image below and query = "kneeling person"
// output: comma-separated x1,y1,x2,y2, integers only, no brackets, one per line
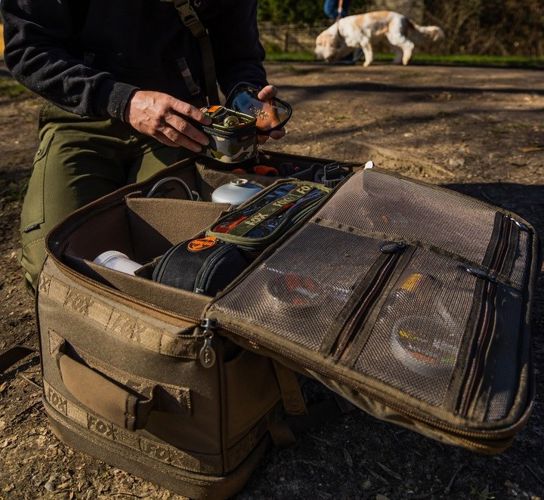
1,0,284,291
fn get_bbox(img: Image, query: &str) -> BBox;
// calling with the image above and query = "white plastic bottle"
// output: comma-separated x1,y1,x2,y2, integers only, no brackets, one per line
93,251,142,276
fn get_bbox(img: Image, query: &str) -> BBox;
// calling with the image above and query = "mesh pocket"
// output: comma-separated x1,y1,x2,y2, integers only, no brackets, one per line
211,223,384,352
354,249,479,407
316,170,497,265
209,170,529,416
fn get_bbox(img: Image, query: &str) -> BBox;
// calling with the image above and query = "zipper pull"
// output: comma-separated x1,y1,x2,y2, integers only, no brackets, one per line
199,318,217,368
510,217,529,231
463,266,497,282
380,242,406,254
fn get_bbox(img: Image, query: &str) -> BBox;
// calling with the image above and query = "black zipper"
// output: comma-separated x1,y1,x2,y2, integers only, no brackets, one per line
193,244,233,294
457,280,497,416
456,216,511,416
491,216,512,276
330,249,402,361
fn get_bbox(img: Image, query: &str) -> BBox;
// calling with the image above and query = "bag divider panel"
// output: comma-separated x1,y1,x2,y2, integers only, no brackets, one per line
62,203,133,262
63,256,211,321
125,198,229,263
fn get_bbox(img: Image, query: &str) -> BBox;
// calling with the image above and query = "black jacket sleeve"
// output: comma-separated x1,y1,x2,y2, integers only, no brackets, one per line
207,0,268,97
0,0,137,119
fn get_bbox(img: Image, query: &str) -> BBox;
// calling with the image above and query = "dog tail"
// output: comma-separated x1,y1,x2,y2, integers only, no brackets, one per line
408,20,445,42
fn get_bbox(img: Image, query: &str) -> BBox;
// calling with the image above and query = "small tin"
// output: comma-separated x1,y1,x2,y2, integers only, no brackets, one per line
202,105,258,164
201,83,292,164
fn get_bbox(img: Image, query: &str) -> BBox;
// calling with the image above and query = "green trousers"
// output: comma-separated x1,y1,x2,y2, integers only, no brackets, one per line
20,104,192,291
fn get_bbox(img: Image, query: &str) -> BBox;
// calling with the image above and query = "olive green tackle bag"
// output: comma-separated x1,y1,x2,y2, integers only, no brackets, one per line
36,152,539,498
36,152,335,499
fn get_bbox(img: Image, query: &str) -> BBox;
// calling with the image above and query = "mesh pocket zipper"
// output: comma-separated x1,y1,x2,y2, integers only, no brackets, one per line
455,215,519,417
489,215,513,277
329,244,405,362
193,244,236,294
456,279,498,416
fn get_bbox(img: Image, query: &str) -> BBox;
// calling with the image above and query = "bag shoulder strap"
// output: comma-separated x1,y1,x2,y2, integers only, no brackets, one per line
172,0,220,105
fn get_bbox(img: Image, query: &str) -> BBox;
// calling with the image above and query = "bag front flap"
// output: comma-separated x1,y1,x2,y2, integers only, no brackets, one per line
204,168,537,452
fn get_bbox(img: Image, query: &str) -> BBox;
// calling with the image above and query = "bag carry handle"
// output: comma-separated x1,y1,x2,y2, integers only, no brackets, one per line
58,353,154,431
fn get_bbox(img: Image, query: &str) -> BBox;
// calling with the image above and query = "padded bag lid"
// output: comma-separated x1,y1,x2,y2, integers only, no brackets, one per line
203,168,538,453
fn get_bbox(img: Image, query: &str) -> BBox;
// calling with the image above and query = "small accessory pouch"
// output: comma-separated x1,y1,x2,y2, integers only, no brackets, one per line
201,105,258,164
152,237,251,296
207,179,331,250
200,83,293,164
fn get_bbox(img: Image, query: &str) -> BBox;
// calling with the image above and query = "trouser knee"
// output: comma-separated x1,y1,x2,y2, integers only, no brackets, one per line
19,129,55,291
20,233,47,293
19,110,192,292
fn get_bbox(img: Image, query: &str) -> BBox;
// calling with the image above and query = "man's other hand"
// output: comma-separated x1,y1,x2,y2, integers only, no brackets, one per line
256,85,286,144
125,91,212,151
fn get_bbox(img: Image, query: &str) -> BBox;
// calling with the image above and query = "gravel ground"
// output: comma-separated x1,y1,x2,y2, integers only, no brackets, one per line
1,63,543,499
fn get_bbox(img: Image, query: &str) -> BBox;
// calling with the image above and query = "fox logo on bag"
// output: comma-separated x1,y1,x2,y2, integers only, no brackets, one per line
188,237,218,252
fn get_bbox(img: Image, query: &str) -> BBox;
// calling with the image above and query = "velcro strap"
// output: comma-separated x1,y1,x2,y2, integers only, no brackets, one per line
58,353,145,431
170,0,220,104
273,361,307,416
173,0,206,38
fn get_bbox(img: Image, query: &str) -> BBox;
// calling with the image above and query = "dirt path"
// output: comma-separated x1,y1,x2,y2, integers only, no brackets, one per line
1,64,543,499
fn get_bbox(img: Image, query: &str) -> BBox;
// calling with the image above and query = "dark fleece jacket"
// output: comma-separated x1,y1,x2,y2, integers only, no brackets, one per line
1,0,268,120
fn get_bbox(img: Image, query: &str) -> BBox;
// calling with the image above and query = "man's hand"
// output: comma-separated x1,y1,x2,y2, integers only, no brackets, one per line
125,90,212,152
256,85,286,144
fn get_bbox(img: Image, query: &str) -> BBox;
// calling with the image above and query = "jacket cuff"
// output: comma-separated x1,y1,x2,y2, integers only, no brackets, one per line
95,79,139,121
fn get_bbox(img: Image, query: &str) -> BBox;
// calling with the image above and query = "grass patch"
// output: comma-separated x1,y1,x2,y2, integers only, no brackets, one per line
266,51,316,62
266,51,544,69
0,77,30,99
380,53,544,69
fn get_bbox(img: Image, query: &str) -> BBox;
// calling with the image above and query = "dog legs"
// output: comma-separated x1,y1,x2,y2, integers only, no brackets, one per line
400,41,414,65
392,46,403,64
386,29,415,65
360,39,373,67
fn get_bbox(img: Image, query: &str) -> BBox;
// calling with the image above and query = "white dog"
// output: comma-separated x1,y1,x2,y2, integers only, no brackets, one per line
315,10,444,66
